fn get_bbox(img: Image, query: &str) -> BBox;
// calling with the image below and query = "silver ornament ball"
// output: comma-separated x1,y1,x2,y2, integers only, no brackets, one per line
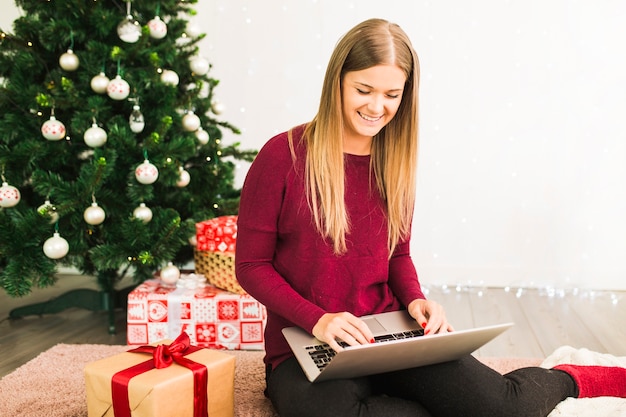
160,69,179,86
84,123,108,148
59,49,80,71
37,200,59,224
182,112,201,132
186,24,202,38
160,262,180,286
84,202,106,225
211,100,225,115
133,203,153,223
90,72,110,94
196,127,210,145
189,56,210,76
43,232,69,259
176,169,191,187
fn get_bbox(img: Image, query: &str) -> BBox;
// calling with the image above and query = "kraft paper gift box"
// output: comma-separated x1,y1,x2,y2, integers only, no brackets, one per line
194,215,244,294
127,278,267,350
84,333,235,417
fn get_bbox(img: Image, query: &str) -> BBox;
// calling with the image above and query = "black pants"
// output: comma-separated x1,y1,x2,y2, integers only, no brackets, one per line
266,355,578,417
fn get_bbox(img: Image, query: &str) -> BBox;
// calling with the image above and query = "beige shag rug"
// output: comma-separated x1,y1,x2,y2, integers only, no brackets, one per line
0,344,277,417
2,344,620,417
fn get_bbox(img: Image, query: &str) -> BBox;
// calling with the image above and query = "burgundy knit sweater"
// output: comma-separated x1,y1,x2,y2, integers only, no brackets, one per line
235,125,426,369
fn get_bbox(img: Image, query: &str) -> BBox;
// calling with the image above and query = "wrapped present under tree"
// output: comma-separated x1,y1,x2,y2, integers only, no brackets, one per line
195,215,245,294
85,332,235,417
127,277,267,350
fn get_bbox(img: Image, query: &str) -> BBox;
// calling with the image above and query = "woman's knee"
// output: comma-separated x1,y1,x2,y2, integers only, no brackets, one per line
267,358,375,417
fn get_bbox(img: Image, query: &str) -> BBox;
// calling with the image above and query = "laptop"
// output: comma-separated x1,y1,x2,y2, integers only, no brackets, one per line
282,310,513,383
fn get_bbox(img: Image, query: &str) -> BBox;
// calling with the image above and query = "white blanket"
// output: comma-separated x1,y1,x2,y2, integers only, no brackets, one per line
541,346,626,416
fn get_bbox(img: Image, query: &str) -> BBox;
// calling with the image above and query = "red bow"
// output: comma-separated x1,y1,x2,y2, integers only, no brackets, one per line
111,332,208,417
132,331,196,368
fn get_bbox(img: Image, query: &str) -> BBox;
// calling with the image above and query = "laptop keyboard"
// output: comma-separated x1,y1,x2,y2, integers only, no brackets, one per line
305,329,425,370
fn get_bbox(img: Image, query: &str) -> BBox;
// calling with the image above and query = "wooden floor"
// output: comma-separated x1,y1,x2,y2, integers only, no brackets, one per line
1,286,626,378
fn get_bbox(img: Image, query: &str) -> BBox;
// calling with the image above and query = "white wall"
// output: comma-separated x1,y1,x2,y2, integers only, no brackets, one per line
3,1,626,291
197,1,626,291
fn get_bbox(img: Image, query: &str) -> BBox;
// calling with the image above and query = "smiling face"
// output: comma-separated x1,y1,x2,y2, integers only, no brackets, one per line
341,64,406,155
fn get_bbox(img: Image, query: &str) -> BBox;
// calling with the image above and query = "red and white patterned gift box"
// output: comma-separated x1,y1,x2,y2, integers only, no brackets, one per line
194,215,245,294
127,278,266,350
195,215,237,252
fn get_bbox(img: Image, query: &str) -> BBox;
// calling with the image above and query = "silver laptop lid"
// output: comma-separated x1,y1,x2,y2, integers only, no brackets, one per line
283,311,513,382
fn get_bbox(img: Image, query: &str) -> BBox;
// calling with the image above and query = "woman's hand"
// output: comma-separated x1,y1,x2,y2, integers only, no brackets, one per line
407,299,454,335
312,312,375,352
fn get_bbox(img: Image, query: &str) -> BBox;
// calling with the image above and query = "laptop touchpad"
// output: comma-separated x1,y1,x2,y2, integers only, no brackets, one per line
363,317,386,334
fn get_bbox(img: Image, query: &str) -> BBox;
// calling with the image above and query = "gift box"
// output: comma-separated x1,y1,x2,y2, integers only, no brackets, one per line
127,277,267,350
195,215,237,252
85,333,235,417
195,215,244,294
194,249,243,294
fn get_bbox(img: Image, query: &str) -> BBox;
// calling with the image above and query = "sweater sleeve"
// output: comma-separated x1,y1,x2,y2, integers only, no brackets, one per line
387,237,426,307
235,133,326,334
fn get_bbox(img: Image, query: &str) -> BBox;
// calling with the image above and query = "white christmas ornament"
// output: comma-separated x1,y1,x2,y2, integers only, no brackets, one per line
176,168,190,187
129,105,145,133
198,83,210,99
135,159,159,184
133,203,153,223
37,200,59,224
211,100,225,115
160,69,179,86
107,75,130,100
43,232,69,259
186,24,202,38
148,16,167,39
182,111,200,132
83,202,106,225
78,150,95,160
189,56,209,76
117,15,142,43
90,72,110,94
83,123,107,148
41,116,66,141
59,49,80,71
195,127,209,145
0,181,21,208
160,262,180,286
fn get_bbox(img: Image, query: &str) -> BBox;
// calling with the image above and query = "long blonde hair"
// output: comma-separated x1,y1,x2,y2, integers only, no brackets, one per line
292,18,420,256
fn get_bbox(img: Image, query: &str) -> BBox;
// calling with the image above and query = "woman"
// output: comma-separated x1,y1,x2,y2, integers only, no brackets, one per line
235,18,626,417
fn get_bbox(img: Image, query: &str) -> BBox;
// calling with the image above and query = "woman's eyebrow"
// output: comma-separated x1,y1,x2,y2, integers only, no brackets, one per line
354,81,403,92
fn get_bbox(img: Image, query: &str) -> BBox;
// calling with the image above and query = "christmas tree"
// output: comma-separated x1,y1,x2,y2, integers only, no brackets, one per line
0,0,256,329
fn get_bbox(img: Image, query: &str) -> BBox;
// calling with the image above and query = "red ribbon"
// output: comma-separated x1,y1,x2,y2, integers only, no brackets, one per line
111,332,208,417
